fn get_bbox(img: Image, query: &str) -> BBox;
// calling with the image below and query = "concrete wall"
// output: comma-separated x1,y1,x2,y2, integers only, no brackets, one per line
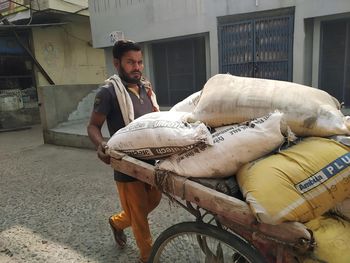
32,0,89,16
89,0,350,85
0,108,40,130
32,15,107,87
37,84,98,148
37,84,98,129
32,14,109,148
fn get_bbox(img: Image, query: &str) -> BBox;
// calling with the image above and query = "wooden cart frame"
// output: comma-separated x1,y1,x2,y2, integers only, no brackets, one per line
109,150,316,263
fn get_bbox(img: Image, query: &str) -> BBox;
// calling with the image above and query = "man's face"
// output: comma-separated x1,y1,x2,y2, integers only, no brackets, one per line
114,50,144,84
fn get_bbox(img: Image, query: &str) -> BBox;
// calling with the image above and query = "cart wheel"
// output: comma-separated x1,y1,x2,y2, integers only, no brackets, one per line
149,222,266,263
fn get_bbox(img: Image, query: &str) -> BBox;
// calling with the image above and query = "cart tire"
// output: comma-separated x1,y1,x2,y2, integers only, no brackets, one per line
149,222,266,263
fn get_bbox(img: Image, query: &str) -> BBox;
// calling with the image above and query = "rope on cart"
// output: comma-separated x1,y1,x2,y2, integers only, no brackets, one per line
154,168,190,200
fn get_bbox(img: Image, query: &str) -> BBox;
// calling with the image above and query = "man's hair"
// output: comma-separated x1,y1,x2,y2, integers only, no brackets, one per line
112,40,141,60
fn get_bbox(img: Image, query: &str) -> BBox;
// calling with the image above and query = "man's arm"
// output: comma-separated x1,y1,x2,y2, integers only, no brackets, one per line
87,111,110,164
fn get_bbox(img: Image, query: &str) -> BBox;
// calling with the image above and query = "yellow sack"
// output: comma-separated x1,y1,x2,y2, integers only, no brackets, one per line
303,216,350,263
331,198,350,221
237,137,350,224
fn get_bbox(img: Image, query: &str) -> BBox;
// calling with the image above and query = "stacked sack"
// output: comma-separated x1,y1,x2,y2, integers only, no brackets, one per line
107,74,350,262
302,214,350,263
179,74,350,262
236,137,350,224
186,74,350,136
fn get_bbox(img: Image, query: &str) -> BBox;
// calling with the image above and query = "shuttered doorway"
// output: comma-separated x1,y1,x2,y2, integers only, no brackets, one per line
152,36,206,107
218,11,294,81
319,18,350,107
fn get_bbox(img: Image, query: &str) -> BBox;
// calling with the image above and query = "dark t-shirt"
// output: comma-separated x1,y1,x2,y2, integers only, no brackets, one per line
93,82,154,182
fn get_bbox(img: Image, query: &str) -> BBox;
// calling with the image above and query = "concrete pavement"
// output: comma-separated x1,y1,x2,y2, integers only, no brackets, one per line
0,125,192,263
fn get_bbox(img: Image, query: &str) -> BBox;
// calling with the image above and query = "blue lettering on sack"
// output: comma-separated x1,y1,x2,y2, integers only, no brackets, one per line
295,152,350,194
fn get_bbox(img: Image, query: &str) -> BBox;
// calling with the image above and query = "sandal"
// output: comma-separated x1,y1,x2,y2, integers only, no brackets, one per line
109,217,127,249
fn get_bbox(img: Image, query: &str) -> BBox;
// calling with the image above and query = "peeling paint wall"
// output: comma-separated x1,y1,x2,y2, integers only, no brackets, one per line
32,16,107,86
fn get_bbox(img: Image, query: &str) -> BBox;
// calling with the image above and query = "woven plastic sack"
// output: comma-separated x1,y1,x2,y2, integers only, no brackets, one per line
107,111,213,160
188,74,350,136
158,111,286,178
237,137,350,224
170,91,201,113
302,216,350,263
330,198,350,221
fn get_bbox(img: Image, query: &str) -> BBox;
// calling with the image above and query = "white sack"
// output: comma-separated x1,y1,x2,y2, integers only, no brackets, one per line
170,91,201,113
107,111,213,160
188,74,350,137
158,111,286,178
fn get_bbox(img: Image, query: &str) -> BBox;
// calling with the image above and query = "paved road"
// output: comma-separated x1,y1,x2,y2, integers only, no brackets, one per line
0,125,192,263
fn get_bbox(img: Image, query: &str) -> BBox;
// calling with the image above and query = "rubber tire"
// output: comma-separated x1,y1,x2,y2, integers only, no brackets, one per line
149,222,266,263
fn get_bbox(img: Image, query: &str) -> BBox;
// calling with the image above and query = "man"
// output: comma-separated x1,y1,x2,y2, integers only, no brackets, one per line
87,40,162,263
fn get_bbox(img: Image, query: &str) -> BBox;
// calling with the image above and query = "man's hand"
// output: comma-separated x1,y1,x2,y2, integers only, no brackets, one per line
97,141,110,164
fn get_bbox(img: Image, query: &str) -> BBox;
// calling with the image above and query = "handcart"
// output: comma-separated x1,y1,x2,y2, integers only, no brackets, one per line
109,150,316,263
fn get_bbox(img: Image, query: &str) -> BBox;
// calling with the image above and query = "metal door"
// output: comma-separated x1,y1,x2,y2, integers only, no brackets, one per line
219,14,294,81
319,19,350,107
152,37,206,107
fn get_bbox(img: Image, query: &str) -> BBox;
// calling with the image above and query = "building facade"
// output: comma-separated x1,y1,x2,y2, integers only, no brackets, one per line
88,0,350,111
0,0,107,129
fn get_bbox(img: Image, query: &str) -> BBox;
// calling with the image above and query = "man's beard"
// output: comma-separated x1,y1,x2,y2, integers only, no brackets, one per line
119,66,142,84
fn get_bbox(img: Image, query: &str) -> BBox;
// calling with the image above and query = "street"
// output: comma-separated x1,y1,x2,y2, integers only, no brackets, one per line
0,125,192,263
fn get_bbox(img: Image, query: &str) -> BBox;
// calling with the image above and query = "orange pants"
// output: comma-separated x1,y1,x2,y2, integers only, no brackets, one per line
110,181,162,262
